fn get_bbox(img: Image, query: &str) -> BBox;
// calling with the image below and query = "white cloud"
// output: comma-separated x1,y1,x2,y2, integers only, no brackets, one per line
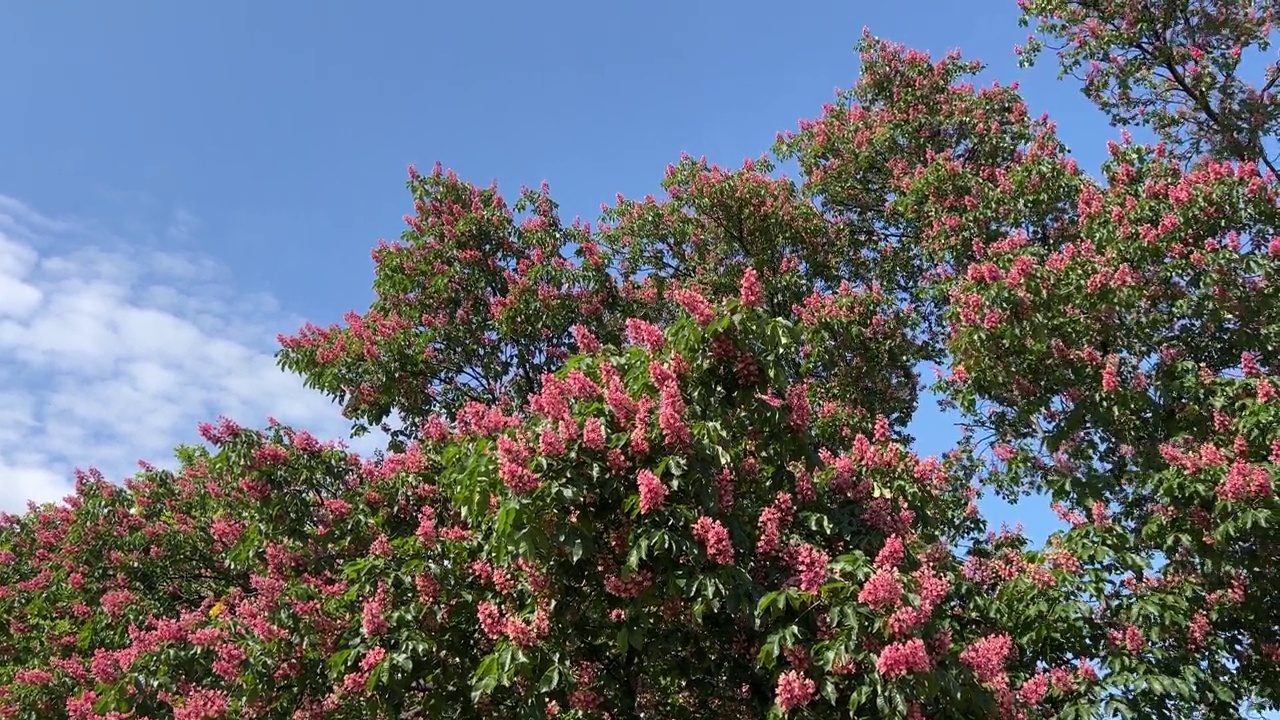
0,196,380,512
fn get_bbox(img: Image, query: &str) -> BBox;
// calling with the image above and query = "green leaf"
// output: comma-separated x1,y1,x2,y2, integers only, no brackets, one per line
821,678,838,705
848,684,871,714
538,664,562,692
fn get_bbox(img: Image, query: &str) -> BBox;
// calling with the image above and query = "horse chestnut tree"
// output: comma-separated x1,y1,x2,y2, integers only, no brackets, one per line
1,17,1276,720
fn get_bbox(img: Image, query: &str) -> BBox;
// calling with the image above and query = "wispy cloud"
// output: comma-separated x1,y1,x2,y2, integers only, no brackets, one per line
0,196,376,512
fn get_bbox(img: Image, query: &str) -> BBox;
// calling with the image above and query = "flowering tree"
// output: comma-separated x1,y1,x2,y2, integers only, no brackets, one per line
1018,0,1280,174
1,300,1094,720
940,135,1280,717
2,20,1278,720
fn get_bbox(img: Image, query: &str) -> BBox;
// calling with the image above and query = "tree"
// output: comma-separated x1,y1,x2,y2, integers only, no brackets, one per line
1018,0,1280,174
2,21,1278,720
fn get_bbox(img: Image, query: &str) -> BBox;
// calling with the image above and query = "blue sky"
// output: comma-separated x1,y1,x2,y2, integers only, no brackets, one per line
0,0,1119,537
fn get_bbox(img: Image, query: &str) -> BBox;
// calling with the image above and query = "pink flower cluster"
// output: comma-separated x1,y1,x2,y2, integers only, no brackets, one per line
858,569,904,610
740,266,764,308
624,318,666,352
650,361,691,449
876,638,932,678
756,492,794,555
671,287,717,325
787,543,830,593
774,669,815,712
636,469,668,514
959,633,1014,684
691,516,735,565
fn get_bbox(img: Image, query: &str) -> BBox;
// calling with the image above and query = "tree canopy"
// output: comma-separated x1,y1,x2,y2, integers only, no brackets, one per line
2,11,1278,720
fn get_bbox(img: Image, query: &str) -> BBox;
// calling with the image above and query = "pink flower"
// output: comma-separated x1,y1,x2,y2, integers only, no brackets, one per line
571,324,602,353
959,633,1014,684
636,469,668,514
477,602,505,640
505,614,541,647
657,383,691,449
582,417,607,450
539,424,568,456
564,369,601,398
774,670,815,712
172,689,230,720
1117,624,1144,654
630,397,653,456
624,318,666,352
209,518,246,547
601,365,637,423
874,535,906,569
857,569,903,610
13,668,54,685
212,642,247,681
717,467,736,510
1217,460,1273,501
691,516,735,565
876,638,932,678
1101,355,1120,393
785,383,810,430
1019,672,1050,706
197,416,242,445
361,582,390,637
497,435,540,494
1258,378,1275,403
756,493,793,555
361,646,387,672
1188,611,1211,648
672,287,717,325
369,533,392,558
888,606,927,637
99,589,135,618
252,443,290,467
787,543,829,593
1241,351,1261,377
416,506,438,545
740,266,763,308
914,565,951,608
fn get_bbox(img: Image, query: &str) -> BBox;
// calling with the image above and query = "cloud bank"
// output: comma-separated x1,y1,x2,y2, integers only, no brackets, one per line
0,196,376,512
